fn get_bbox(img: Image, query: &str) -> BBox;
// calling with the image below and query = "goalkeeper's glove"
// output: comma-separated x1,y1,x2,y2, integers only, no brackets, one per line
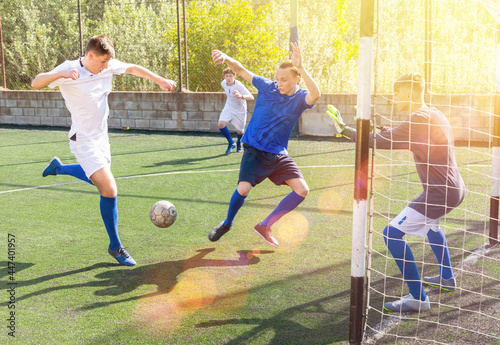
327,104,345,133
327,104,353,139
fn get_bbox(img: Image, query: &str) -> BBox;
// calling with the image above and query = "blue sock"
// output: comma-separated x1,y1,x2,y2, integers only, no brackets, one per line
224,189,246,226
56,164,93,184
237,133,243,146
384,226,427,301
100,196,122,250
219,126,234,145
262,191,305,227
427,228,454,280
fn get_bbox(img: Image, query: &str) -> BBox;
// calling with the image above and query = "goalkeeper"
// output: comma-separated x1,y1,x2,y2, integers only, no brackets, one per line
328,72,465,313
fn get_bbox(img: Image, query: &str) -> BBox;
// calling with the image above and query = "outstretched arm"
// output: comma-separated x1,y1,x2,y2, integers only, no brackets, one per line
212,50,254,84
125,64,177,91
327,105,354,140
31,69,80,89
290,42,320,106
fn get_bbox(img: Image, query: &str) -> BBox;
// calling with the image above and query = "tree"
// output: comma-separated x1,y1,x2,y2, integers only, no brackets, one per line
164,0,288,92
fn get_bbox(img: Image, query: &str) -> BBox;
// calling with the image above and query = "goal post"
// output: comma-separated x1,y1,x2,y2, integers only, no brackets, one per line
490,31,500,246
349,0,375,343
362,0,500,343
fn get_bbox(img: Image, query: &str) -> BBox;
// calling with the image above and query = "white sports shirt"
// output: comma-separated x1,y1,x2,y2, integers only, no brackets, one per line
221,80,251,115
48,59,128,141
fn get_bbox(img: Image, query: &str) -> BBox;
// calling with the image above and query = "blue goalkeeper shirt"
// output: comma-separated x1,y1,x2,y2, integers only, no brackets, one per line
242,75,313,155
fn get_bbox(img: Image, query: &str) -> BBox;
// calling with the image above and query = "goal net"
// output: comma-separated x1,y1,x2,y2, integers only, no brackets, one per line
363,0,500,343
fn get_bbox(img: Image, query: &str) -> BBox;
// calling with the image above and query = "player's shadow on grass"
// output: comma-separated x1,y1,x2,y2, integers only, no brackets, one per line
0,261,35,280
80,247,274,310
0,262,115,307
197,289,350,345
4,248,272,310
143,153,228,168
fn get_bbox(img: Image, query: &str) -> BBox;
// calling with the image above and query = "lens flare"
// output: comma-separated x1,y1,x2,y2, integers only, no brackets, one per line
274,211,309,252
132,270,217,336
172,270,217,310
317,190,344,215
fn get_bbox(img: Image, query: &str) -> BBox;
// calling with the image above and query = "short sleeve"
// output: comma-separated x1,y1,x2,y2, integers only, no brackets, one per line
236,80,251,95
252,75,273,92
106,59,128,75
47,61,72,89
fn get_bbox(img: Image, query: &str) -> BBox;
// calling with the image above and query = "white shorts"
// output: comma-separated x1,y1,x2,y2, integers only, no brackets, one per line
389,206,440,239
219,107,246,132
69,135,111,179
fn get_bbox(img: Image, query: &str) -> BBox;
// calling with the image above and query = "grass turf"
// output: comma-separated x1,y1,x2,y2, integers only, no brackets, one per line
1,127,498,344
1,128,354,344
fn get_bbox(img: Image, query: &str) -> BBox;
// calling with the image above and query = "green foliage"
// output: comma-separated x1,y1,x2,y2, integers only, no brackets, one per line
375,0,497,93
164,0,288,91
95,1,178,91
0,0,498,93
1,0,80,89
261,0,360,92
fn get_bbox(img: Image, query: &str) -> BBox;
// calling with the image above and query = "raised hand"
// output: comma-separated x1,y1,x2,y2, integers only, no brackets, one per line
289,42,303,70
212,50,227,66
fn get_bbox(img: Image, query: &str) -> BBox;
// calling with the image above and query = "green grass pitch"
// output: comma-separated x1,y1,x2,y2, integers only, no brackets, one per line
1,127,498,344
1,127,356,344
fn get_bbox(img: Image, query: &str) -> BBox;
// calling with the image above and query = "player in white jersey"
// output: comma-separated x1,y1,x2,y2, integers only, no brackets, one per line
218,68,254,154
31,34,176,266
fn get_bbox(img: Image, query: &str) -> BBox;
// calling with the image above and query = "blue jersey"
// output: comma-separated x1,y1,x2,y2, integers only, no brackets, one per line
242,75,313,154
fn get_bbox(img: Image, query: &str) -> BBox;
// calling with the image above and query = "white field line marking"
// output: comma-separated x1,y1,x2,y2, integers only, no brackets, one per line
0,165,354,195
0,162,489,195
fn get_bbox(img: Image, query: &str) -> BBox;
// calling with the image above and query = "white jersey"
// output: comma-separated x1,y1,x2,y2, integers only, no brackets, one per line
48,58,128,141
221,80,251,115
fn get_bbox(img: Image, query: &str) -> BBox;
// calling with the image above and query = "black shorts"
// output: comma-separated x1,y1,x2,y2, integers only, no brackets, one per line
238,144,304,187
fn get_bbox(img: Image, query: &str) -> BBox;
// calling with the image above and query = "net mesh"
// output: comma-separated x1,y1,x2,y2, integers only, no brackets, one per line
0,0,360,92
364,0,500,343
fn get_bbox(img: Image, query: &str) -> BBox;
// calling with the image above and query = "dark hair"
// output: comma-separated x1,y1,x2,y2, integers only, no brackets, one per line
394,72,424,95
278,60,301,78
85,34,115,59
223,68,235,76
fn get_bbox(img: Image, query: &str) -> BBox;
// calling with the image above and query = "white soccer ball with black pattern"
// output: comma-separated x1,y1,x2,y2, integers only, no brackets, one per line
150,200,177,228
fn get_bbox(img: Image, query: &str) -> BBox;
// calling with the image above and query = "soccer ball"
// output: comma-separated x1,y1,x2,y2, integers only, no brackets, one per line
150,200,177,228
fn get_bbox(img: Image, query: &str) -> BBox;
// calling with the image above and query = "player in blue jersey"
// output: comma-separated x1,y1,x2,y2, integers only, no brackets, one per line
328,72,465,312
31,35,176,266
208,43,321,248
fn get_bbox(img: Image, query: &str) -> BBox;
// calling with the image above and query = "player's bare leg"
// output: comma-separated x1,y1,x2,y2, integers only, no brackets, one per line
285,177,310,197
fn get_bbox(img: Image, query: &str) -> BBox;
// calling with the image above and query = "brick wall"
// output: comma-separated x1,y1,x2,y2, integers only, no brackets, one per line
0,90,494,143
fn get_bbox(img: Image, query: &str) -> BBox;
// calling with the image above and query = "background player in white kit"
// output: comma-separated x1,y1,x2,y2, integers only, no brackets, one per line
31,34,176,266
218,68,254,154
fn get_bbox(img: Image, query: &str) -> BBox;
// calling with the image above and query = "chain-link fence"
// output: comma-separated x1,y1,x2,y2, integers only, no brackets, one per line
0,0,361,93
0,0,497,94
